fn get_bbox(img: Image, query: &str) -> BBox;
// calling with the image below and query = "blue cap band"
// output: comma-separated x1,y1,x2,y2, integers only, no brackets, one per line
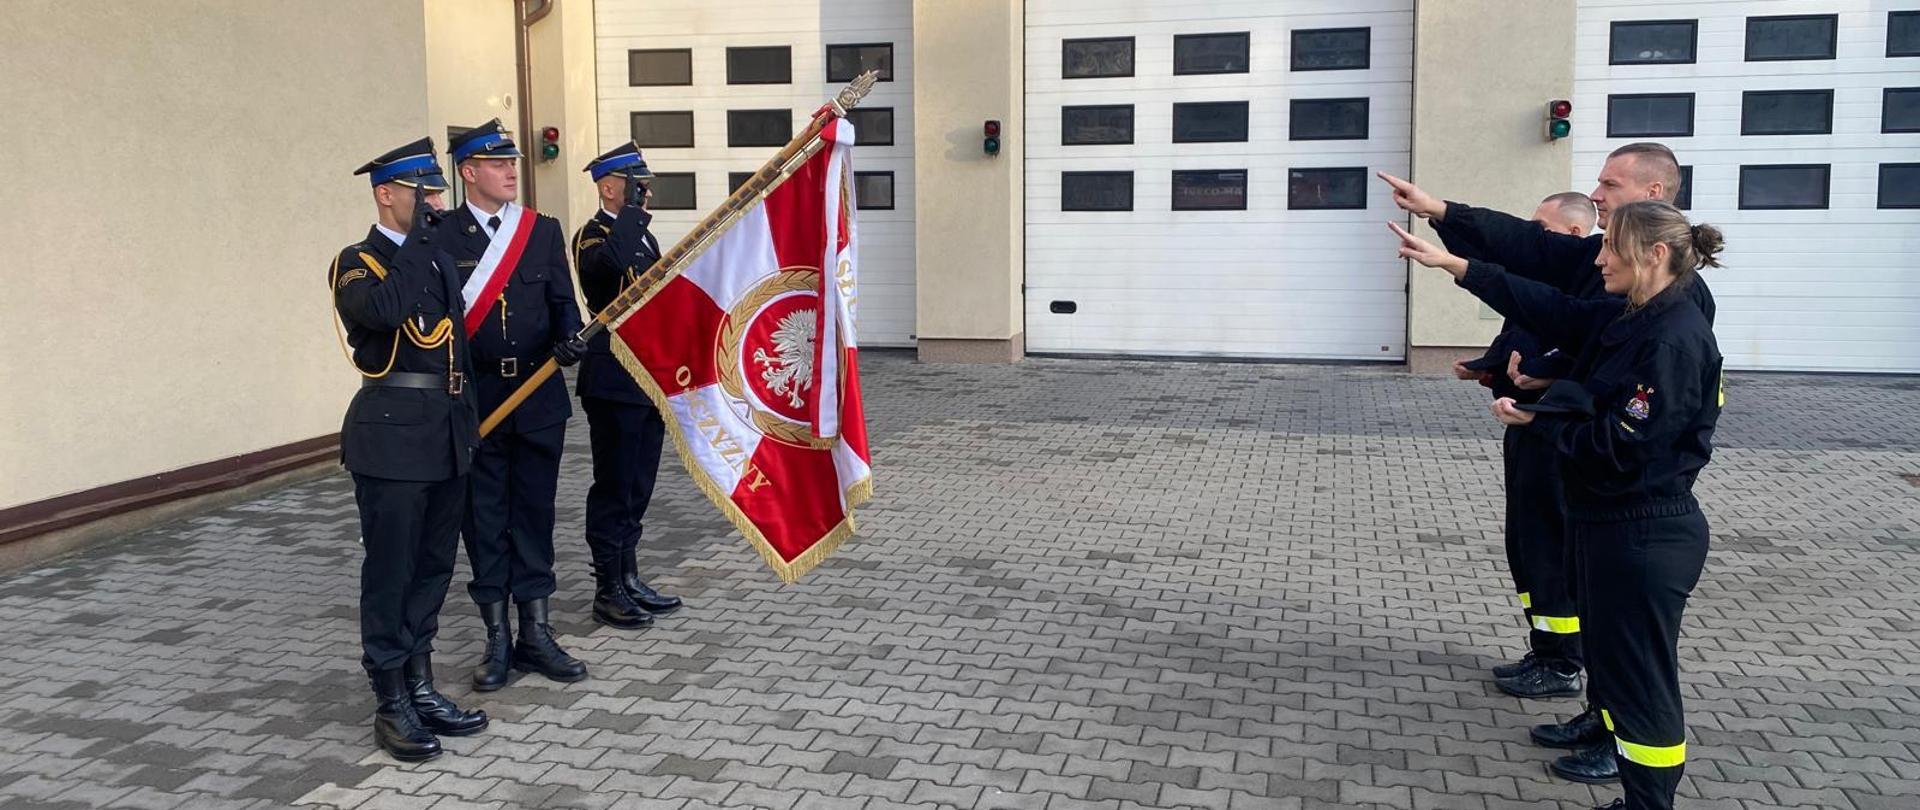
589,153,644,181
453,132,511,162
370,154,441,186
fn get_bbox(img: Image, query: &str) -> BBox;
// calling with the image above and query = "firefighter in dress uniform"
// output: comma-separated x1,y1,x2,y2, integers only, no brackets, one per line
441,119,590,690
569,141,685,630
334,138,489,761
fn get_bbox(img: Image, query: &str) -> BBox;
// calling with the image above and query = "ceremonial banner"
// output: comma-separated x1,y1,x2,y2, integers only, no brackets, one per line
610,118,871,582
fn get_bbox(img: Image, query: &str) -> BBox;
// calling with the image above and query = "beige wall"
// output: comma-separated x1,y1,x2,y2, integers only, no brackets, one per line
0,1,429,509
911,0,1024,358
425,0,519,188
1408,0,1576,358
527,0,603,227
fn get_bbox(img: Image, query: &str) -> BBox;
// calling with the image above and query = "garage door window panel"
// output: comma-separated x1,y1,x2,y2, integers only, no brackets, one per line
1741,89,1834,136
1739,164,1829,210
1608,93,1694,138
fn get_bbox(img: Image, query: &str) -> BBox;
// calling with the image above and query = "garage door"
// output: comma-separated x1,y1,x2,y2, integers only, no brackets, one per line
1023,0,1414,360
1575,1,1920,372
594,0,917,346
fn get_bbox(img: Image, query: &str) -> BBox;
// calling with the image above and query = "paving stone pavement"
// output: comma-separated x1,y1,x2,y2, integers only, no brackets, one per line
2,352,1918,810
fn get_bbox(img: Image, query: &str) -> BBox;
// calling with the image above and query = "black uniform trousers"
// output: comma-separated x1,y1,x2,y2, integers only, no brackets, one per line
1503,426,1583,669
463,422,566,605
581,396,666,561
355,474,465,674
1576,501,1709,810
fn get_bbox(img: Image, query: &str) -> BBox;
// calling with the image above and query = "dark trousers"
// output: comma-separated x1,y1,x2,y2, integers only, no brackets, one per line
1577,504,1710,810
1504,426,1582,669
354,474,464,674
582,396,665,563
462,422,565,605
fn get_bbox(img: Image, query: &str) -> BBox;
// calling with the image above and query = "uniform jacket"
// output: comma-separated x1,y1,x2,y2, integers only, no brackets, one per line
331,226,478,482
1460,262,1724,516
1436,201,1719,401
570,206,661,406
442,204,584,434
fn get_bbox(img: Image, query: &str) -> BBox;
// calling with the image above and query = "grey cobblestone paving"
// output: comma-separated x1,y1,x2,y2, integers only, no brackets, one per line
1,353,1917,809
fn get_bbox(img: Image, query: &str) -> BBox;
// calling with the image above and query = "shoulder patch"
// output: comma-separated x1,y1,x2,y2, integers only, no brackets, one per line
335,268,369,289
1622,384,1653,421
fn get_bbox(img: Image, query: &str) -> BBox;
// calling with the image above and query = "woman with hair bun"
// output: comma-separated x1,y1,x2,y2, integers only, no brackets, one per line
1391,199,1725,810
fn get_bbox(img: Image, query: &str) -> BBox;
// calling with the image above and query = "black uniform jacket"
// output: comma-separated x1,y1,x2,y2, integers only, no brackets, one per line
570,206,661,406
1437,201,1719,401
1459,261,1724,516
443,205,584,434
331,226,478,482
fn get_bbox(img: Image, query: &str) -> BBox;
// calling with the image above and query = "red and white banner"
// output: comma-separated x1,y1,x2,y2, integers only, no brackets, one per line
609,118,872,582
460,202,536,337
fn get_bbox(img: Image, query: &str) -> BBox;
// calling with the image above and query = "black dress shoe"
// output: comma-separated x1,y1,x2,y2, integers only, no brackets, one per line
370,668,441,762
1592,800,1625,809
591,560,654,630
1550,741,1621,784
1496,663,1582,699
513,598,588,683
471,601,514,692
621,549,683,614
1492,651,1539,679
1532,705,1608,749
404,654,489,736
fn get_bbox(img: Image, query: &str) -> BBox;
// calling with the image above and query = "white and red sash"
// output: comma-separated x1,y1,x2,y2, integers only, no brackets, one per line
460,203,537,337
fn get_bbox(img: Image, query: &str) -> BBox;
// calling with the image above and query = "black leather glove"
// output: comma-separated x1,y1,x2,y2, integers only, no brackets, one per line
551,336,588,367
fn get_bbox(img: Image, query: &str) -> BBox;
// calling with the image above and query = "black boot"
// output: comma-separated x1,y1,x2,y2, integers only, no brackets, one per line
621,548,682,614
1550,741,1621,784
1496,661,1582,699
1492,651,1539,679
513,598,588,682
1532,705,1609,749
404,654,489,736
592,560,654,629
370,668,441,762
471,601,514,692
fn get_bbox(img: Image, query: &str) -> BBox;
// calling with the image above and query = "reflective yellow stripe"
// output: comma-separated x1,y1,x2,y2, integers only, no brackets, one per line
1532,615,1581,634
1718,371,1727,407
1598,710,1686,767
1518,592,1533,610
1616,737,1686,768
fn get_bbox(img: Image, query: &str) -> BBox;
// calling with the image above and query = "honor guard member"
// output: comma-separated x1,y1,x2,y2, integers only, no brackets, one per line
443,119,591,690
570,142,685,630
1395,200,1724,810
335,139,489,761
1434,192,1597,701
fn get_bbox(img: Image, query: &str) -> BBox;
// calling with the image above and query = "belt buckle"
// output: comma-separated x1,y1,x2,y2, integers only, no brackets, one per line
500,357,519,378
446,371,465,396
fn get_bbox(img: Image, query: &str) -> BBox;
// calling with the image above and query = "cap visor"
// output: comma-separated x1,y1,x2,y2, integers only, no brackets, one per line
395,173,450,191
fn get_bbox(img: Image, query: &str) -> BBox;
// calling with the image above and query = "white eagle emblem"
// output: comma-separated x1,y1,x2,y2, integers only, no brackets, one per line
753,308,817,409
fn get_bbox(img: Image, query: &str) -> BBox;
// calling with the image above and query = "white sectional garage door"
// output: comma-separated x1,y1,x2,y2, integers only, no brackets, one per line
1576,1,1920,372
1023,0,1414,361
595,0,916,347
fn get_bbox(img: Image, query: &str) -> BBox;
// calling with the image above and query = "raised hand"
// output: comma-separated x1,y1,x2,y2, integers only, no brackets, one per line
1376,171,1445,220
1388,222,1468,278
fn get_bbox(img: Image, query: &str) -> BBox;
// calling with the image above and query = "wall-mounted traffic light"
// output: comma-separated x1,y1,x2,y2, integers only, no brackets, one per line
1545,99,1572,141
983,119,1001,157
540,126,561,161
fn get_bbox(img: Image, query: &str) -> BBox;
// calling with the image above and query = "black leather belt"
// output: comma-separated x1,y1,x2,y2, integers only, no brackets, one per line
362,371,464,395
